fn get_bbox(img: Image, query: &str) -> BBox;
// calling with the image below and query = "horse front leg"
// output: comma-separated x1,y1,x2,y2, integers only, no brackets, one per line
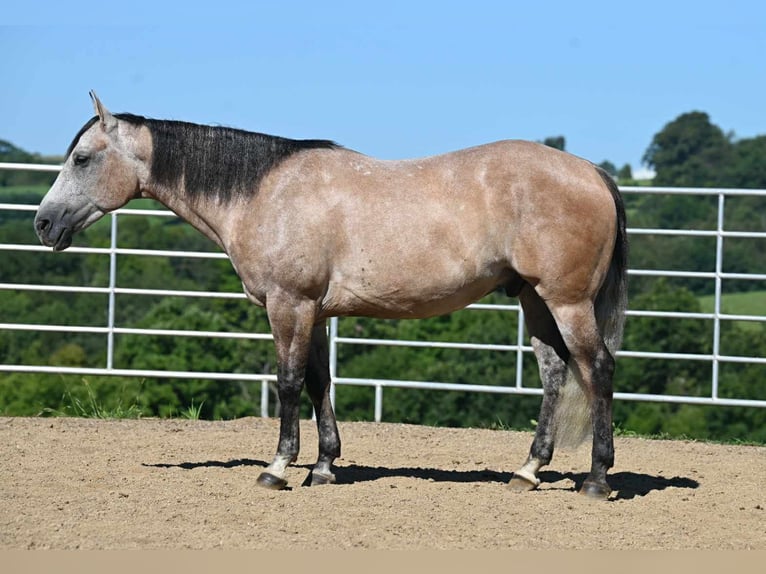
256,295,317,490
304,321,341,486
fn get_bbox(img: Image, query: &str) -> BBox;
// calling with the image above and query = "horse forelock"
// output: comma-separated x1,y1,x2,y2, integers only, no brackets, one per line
65,116,99,159
65,113,148,159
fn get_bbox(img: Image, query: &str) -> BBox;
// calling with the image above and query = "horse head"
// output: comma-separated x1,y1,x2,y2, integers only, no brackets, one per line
35,91,148,251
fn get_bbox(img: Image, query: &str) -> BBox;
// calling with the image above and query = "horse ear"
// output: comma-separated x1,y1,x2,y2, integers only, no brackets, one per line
89,90,117,132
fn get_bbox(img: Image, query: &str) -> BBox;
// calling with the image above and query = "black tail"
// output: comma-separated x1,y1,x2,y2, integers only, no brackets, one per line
594,166,629,354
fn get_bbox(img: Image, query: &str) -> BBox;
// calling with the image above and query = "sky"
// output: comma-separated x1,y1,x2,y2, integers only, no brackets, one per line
3,1,766,178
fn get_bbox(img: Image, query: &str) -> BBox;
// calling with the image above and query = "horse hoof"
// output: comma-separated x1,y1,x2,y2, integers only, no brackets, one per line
579,481,611,500
507,473,539,492
310,471,336,486
256,472,288,490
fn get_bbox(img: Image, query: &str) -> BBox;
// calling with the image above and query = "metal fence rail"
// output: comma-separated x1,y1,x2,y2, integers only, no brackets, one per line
2,161,765,420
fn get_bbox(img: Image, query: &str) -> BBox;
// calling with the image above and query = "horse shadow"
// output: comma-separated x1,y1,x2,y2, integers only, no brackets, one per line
334,465,698,500
536,470,700,500
143,459,699,500
143,458,268,470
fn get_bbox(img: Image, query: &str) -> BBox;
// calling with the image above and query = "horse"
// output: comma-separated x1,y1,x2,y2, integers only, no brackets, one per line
35,92,628,499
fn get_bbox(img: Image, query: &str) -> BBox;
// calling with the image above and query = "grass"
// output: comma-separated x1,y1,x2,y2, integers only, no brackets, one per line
180,399,205,420
698,290,766,331
43,379,144,419
41,379,204,421
611,422,685,441
484,417,538,432
698,290,766,316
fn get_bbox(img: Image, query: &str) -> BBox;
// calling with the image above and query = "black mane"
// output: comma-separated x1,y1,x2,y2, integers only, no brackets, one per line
68,113,340,203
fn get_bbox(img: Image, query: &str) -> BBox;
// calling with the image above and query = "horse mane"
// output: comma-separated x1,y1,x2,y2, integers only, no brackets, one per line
68,113,340,204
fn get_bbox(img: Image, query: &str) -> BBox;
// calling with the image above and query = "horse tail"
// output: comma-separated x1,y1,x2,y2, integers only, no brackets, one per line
552,166,628,449
593,166,629,357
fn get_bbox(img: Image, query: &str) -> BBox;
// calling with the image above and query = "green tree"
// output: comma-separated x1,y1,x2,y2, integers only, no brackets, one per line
598,160,617,177
0,139,60,187
642,111,732,187
114,298,275,419
541,136,566,151
726,135,766,188
618,279,712,398
617,163,633,182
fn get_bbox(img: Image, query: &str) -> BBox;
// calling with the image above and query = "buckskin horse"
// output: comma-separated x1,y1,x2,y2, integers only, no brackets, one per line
35,92,627,499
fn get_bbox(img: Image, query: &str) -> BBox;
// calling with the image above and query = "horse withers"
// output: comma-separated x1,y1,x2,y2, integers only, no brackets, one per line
35,92,628,499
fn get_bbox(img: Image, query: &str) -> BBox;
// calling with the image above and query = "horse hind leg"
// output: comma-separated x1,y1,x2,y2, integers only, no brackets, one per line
509,284,572,491
508,339,569,491
546,299,616,499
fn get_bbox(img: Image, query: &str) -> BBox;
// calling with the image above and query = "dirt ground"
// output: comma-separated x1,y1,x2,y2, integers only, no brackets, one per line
1,416,764,550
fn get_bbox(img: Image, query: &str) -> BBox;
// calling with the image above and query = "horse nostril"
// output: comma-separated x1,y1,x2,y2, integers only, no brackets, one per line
35,218,50,233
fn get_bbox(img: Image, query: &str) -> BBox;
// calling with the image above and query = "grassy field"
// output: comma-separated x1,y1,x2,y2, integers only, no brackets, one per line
698,290,766,330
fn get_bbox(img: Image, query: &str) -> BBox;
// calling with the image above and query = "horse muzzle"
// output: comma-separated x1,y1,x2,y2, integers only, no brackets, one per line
34,209,75,252
35,199,107,251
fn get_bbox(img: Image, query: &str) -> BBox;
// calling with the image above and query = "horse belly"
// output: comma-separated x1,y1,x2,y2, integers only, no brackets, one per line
321,264,506,320
318,200,509,319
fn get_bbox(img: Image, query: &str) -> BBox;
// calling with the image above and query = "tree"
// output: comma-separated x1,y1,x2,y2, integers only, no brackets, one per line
0,139,32,162
642,111,732,187
618,279,712,397
0,140,60,187
114,298,275,419
598,160,617,177
542,136,565,151
617,163,633,182
726,135,766,188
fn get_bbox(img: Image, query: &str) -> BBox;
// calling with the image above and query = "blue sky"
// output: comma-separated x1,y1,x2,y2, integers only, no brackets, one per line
3,1,765,177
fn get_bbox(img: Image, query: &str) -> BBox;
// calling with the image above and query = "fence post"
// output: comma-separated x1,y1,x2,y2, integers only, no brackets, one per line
329,317,339,411
711,192,725,400
515,306,525,389
261,378,270,418
374,384,383,422
106,212,118,369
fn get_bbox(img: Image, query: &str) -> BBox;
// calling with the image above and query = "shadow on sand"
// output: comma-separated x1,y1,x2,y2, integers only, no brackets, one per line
143,458,698,500
536,469,700,500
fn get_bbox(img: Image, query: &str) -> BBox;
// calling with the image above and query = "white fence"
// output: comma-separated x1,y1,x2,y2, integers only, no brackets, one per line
1,162,765,421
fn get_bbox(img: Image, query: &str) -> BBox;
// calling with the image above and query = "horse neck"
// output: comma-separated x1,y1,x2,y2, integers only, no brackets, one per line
141,183,231,251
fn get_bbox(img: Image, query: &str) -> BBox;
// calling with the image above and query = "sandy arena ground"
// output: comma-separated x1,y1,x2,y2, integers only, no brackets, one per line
1,416,764,549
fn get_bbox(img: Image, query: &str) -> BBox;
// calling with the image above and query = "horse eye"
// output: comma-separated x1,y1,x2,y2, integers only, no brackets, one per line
73,154,90,167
